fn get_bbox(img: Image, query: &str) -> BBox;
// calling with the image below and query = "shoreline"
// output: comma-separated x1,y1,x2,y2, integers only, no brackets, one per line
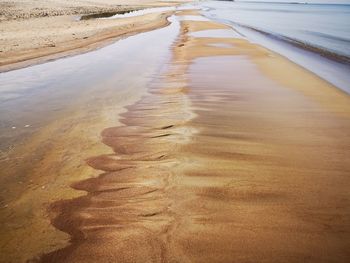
0,13,180,262
40,11,350,263
0,12,173,73
1,4,350,263
199,1,350,95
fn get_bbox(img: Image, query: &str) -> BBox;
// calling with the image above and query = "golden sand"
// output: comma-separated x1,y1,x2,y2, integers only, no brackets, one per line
39,14,350,263
1,12,350,263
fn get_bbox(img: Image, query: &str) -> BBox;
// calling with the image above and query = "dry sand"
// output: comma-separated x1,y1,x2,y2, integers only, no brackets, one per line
0,0,181,20
1,6,350,263
0,0,187,72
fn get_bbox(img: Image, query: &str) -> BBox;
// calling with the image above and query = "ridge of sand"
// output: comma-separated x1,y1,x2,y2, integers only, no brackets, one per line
37,11,350,263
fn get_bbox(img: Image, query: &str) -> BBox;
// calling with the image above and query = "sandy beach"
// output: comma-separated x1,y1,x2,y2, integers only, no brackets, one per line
0,0,186,72
1,1,350,263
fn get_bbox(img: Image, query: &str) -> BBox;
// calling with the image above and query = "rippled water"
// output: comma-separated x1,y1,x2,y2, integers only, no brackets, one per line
0,16,180,151
200,1,350,93
201,1,350,60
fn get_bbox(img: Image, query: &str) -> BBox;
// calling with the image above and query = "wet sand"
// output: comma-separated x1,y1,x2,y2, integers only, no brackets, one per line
0,16,179,262
37,11,350,263
1,9,350,263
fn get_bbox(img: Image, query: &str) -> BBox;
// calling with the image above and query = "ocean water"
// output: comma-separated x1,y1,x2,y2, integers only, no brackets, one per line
201,1,350,60
200,1,350,93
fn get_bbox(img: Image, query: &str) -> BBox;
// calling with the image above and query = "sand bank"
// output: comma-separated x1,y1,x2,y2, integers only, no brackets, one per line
38,11,350,263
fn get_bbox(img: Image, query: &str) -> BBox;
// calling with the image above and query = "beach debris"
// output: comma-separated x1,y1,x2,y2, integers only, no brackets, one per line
41,185,46,189
11,126,16,129
24,124,30,128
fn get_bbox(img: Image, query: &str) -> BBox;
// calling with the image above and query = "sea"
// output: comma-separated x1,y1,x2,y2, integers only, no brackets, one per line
198,0,350,93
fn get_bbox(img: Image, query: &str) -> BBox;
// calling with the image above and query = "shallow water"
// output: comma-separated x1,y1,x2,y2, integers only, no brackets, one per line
104,6,177,19
200,0,350,94
232,23,350,94
201,1,350,59
80,10,134,20
99,3,201,20
0,16,180,152
78,7,177,20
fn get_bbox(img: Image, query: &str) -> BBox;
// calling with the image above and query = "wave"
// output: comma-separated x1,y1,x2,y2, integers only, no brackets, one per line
222,19,350,65
303,30,350,45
